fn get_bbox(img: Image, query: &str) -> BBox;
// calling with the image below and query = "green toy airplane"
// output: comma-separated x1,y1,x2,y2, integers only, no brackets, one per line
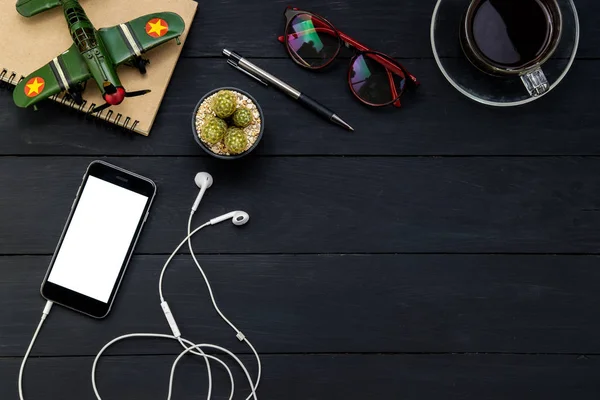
13,0,185,113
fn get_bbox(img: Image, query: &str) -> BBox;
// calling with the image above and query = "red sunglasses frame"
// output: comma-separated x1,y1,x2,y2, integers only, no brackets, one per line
278,7,419,108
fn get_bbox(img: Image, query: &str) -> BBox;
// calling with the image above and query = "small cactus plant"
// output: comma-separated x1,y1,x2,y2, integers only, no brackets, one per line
212,90,237,119
196,89,261,157
201,117,228,144
224,127,248,154
232,108,253,128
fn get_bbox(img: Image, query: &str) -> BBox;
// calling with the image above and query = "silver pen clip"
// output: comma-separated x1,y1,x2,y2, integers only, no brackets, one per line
227,60,268,86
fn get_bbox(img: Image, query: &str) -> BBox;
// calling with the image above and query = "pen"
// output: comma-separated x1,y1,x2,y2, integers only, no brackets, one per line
223,49,354,132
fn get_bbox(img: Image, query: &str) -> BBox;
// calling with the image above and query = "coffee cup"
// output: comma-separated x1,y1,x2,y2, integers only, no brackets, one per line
460,0,562,96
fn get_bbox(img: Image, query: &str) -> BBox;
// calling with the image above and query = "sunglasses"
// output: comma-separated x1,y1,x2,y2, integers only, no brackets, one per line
278,7,420,108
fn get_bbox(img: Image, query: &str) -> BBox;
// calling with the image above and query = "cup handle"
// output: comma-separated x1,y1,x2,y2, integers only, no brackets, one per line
521,67,550,97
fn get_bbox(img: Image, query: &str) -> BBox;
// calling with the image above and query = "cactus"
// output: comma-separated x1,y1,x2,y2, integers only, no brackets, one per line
232,108,254,128
224,127,248,154
201,117,228,144
212,90,238,119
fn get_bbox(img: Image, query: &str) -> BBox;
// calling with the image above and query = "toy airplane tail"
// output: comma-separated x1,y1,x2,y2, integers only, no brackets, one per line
16,0,63,17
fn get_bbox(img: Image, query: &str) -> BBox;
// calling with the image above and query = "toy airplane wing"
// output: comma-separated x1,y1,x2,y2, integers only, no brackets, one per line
98,12,186,66
14,44,91,108
16,0,61,17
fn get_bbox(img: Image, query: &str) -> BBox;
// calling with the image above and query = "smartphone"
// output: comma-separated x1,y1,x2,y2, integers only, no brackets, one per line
41,161,156,318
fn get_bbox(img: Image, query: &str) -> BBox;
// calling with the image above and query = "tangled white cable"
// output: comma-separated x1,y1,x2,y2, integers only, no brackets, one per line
19,172,261,400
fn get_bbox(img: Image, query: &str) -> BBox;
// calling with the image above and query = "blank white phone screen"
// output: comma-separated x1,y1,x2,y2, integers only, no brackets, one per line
48,176,148,303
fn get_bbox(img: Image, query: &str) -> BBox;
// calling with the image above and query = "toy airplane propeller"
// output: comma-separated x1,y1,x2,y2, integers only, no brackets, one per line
13,0,185,113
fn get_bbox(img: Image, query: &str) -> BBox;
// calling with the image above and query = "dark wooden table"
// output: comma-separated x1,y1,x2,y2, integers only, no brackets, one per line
2,0,600,398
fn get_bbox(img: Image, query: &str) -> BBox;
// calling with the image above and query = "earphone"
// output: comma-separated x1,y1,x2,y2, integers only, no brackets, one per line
193,172,250,226
19,172,261,400
211,211,250,226
192,172,213,212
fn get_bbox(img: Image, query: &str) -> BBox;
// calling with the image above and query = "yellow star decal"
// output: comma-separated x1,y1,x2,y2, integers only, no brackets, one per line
25,77,45,97
146,18,169,38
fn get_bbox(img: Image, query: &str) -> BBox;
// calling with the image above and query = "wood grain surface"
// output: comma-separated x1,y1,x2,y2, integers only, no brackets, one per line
1,59,599,156
2,255,600,357
1,355,598,399
1,0,599,398
3,157,600,255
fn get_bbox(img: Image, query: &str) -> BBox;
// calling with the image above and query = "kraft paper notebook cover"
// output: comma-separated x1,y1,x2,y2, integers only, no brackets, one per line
0,0,197,136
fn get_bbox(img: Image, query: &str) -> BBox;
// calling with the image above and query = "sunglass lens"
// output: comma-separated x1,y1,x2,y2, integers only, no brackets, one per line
286,13,340,69
349,54,406,106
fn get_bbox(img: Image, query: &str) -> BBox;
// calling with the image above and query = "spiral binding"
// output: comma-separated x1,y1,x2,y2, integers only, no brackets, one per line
0,68,22,90
1,68,141,134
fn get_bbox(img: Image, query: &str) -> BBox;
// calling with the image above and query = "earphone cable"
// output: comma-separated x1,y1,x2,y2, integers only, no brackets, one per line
154,213,260,399
180,213,261,399
158,221,211,302
187,213,239,332
91,333,253,400
18,300,53,400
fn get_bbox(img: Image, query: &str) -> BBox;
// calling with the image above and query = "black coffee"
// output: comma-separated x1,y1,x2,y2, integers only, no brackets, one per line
472,0,552,68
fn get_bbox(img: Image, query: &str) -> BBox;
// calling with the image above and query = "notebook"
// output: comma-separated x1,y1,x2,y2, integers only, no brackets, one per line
0,0,197,136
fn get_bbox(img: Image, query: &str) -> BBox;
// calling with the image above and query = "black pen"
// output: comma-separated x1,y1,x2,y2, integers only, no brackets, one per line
223,49,353,132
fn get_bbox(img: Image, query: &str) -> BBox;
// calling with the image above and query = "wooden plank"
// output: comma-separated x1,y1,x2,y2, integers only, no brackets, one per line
2,157,600,255
2,254,600,356
2,354,599,399
0,59,598,156
182,0,600,59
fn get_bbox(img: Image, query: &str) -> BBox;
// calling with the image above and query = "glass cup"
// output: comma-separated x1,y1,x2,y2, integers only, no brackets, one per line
460,0,562,96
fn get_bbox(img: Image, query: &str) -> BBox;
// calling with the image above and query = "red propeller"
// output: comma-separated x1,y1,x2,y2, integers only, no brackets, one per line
91,84,151,114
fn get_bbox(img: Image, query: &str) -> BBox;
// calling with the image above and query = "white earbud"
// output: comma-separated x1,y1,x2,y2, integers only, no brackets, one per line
192,172,213,212
210,211,250,226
